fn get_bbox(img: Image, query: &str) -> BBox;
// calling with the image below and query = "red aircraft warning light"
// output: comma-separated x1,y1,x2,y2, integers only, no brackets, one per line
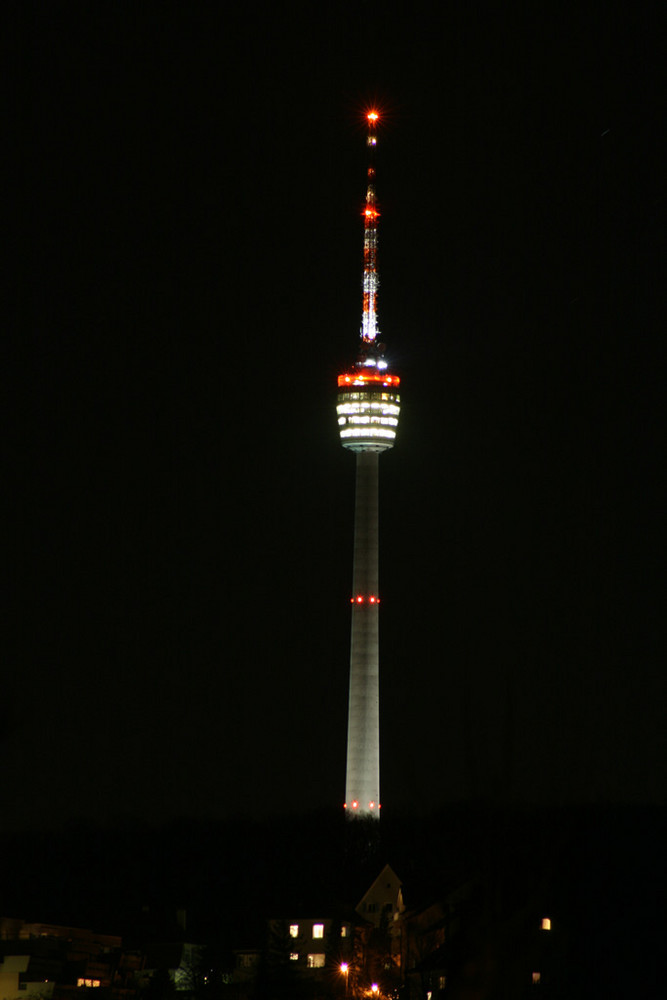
337,372,400,388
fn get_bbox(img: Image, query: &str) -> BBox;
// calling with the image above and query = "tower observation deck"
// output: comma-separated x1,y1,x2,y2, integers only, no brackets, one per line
337,111,401,820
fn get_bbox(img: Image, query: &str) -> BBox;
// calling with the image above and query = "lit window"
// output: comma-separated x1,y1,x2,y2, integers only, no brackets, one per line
541,917,551,931
341,925,348,938
307,954,325,968
290,953,299,962
340,427,396,441
312,924,324,939
438,976,446,990
289,924,299,938
78,981,85,989
532,972,541,984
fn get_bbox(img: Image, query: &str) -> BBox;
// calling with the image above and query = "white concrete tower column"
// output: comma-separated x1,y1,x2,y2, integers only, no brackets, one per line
346,451,380,816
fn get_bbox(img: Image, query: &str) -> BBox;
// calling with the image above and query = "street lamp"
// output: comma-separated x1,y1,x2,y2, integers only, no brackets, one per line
340,963,349,996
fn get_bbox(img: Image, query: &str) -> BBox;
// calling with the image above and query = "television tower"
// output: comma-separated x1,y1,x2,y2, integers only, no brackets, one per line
337,111,401,820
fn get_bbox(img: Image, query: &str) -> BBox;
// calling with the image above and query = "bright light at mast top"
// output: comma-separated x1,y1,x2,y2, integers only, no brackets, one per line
362,111,380,343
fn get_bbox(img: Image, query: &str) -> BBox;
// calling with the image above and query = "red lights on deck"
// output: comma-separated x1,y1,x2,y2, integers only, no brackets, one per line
351,595,380,604
343,800,381,811
338,372,400,387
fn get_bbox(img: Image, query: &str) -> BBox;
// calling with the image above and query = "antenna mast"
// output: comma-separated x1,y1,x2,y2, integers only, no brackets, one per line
361,111,380,348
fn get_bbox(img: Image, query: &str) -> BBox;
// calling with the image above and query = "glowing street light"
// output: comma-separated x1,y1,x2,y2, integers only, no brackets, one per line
340,963,349,996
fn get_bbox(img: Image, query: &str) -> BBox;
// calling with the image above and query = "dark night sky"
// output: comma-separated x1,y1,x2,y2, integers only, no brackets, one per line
7,1,664,831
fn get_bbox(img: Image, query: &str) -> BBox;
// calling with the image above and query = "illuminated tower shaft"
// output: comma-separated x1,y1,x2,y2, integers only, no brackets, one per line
337,111,401,820
346,451,380,814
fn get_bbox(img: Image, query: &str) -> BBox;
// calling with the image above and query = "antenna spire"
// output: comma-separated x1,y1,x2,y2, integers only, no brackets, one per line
361,111,380,347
